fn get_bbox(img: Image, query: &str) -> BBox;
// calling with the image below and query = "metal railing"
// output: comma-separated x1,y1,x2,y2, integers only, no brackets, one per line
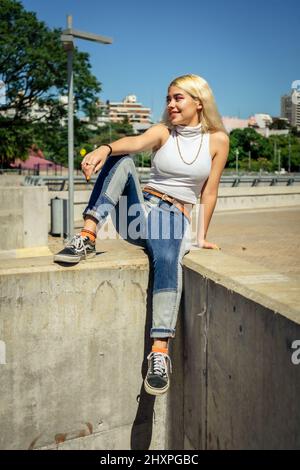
219,174,300,187
23,175,95,191
23,172,300,190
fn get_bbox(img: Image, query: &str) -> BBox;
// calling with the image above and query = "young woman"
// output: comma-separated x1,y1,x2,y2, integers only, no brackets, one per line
54,74,229,396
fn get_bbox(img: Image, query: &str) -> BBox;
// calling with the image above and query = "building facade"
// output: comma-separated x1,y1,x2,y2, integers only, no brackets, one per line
222,114,289,137
97,95,152,128
281,90,300,130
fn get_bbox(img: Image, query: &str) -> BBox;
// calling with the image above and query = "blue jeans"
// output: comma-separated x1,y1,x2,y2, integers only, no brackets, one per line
83,155,191,339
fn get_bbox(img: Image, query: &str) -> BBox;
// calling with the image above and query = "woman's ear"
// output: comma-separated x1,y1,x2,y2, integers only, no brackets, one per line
194,97,202,111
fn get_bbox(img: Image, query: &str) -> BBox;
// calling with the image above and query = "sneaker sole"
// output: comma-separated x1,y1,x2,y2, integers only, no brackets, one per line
144,379,169,396
53,251,96,264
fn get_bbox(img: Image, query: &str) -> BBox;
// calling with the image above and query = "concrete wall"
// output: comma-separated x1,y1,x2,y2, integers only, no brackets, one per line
182,250,300,450
0,252,172,450
216,186,300,211
0,247,299,449
47,187,300,230
0,175,25,186
0,186,49,252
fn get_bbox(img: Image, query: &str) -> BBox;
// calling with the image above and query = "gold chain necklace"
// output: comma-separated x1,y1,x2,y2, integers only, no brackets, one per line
175,130,204,165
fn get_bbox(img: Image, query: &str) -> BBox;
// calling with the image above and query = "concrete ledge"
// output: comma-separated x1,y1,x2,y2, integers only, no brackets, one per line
0,246,52,260
183,249,299,323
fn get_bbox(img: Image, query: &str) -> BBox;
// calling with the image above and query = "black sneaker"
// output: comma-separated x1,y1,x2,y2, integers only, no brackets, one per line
144,351,172,396
53,234,96,264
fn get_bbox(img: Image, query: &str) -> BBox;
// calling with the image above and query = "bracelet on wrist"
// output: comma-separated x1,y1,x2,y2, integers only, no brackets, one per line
100,144,112,156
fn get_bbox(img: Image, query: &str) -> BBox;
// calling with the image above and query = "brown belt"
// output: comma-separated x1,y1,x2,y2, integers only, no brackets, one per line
143,186,191,222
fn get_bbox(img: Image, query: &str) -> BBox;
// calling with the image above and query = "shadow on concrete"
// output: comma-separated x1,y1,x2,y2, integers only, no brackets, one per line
52,250,106,267
130,266,156,450
53,261,79,267
130,263,186,450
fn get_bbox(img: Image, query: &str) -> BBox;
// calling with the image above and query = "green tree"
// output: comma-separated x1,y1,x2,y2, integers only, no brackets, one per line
269,134,300,172
0,0,101,165
291,126,300,138
228,127,300,172
134,151,152,167
228,128,271,170
88,120,134,147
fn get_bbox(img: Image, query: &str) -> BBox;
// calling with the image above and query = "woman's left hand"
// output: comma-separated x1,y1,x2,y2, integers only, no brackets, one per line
197,239,221,250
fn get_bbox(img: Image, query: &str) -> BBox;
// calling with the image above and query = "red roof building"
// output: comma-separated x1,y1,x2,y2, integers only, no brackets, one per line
10,148,65,171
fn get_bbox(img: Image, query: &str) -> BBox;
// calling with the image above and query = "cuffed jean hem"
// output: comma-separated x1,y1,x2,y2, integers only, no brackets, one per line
150,328,176,339
83,209,100,223
83,193,116,224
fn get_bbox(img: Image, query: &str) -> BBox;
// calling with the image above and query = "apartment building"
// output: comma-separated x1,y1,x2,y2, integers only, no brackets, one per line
281,88,300,130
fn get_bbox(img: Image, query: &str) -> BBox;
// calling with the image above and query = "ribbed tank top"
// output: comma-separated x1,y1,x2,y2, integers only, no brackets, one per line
147,123,212,204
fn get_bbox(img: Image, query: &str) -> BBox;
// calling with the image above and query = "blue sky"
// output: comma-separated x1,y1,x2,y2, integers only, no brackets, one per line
20,0,300,122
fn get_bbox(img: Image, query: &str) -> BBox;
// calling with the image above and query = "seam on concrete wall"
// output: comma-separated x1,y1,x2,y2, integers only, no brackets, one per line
198,277,209,354
204,279,209,450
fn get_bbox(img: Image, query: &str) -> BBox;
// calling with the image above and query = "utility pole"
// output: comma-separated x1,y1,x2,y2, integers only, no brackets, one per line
278,148,281,172
61,16,112,239
248,150,251,171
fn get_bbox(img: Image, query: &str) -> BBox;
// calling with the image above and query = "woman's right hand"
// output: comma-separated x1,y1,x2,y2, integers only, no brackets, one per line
197,239,220,250
81,146,111,181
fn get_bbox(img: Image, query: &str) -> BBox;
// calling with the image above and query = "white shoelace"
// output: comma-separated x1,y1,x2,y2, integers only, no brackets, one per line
147,352,172,377
69,234,88,254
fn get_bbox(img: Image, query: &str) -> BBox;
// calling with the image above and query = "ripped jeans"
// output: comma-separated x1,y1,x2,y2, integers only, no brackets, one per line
83,155,191,339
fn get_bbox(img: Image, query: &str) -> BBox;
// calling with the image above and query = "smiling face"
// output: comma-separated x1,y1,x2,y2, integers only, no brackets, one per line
166,85,202,127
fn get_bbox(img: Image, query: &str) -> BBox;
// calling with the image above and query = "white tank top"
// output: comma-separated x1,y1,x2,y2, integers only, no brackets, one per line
147,123,212,204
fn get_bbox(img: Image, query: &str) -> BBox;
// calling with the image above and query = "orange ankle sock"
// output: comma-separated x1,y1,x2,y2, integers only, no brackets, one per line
152,346,169,354
80,229,96,242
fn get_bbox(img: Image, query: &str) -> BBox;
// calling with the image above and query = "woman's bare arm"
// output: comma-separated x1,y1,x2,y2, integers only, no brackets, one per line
197,131,229,248
81,124,168,180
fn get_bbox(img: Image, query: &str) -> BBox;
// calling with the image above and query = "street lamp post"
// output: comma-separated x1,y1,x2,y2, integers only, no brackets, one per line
61,15,112,239
105,101,112,142
288,134,291,173
235,148,239,174
274,139,277,163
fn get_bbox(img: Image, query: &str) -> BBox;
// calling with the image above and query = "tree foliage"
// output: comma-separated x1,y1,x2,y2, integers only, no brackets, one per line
0,0,101,164
32,118,135,169
228,127,300,172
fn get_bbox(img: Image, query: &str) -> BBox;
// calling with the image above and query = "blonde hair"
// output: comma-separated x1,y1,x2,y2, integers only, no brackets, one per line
161,73,228,135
